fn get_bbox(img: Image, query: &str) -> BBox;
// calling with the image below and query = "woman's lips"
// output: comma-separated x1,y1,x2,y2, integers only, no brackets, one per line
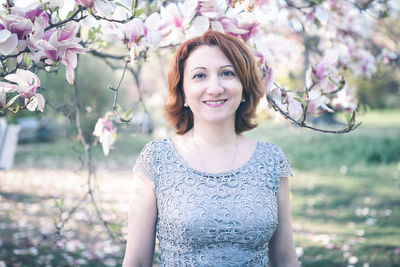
203,99,227,107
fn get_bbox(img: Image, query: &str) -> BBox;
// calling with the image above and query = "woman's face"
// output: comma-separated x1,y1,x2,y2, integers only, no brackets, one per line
183,45,243,127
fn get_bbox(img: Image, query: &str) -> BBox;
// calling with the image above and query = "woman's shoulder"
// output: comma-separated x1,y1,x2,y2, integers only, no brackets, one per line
141,138,171,152
255,140,292,177
256,140,286,155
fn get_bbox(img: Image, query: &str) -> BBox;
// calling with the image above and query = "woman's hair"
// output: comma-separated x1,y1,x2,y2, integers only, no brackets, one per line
165,30,264,135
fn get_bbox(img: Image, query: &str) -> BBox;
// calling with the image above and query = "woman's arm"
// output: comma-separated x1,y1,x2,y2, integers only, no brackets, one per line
122,171,157,267
269,177,300,267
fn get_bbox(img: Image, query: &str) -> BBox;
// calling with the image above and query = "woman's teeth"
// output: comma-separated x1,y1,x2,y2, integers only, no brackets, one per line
204,100,225,104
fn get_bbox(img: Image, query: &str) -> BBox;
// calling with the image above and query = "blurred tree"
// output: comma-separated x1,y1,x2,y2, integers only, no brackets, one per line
354,65,400,109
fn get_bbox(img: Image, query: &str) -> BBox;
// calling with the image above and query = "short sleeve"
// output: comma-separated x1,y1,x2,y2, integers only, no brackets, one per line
132,143,154,182
277,147,292,178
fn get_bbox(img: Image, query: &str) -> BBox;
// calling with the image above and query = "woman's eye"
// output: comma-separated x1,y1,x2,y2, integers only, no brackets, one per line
221,70,235,77
193,73,206,79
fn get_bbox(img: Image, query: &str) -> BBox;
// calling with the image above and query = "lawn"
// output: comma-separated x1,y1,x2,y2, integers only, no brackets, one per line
1,109,399,266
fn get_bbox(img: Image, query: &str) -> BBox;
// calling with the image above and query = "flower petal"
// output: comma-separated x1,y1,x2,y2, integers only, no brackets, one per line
0,31,18,55
35,93,45,112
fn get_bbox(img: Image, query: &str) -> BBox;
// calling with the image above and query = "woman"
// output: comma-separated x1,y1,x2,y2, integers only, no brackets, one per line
122,30,299,267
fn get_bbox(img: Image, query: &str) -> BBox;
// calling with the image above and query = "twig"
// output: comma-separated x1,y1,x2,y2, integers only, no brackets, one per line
45,6,87,31
110,58,133,122
126,64,149,115
90,12,136,24
55,192,90,232
0,48,29,61
90,49,128,60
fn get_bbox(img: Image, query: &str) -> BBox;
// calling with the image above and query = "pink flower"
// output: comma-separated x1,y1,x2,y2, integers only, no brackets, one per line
4,14,34,40
93,113,116,156
307,90,333,114
162,3,183,28
0,89,7,108
288,97,303,121
331,86,357,112
0,29,18,55
11,3,49,25
118,18,145,45
0,69,45,112
75,0,95,7
33,21,86,84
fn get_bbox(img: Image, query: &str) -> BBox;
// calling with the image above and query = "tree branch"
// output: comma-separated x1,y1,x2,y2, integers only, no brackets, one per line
45,6,87,31
90,49,128,60
109,58,133,123
266,93,357,134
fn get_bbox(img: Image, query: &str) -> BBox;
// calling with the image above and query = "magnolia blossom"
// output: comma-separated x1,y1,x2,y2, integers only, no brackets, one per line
0,89,6,109
268,87,287,112
307,90,333,114
267,86,304,121
0,28,18,55
0,69,45,112
93,0,116,17
93,113,116,156
75,0,95,7
159,3,188,44
4,14,34,40
331,86,358,112
31,20,87,84
10,3,49,25
287,97,303,121
143,13,164,48
350,49,377,78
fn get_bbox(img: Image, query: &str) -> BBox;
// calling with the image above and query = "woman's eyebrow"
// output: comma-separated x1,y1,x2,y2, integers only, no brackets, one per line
190,65,234,73
219,64,234,69
190,66,206,73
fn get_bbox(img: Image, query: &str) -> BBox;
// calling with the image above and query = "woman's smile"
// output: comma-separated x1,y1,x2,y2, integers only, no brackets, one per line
203,99,227,107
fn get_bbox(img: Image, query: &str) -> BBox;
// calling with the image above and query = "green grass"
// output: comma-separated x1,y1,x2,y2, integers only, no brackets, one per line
245,110,400,266
11,109,400,266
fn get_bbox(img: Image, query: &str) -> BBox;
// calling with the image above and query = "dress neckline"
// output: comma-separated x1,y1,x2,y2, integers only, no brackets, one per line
166,137,260,177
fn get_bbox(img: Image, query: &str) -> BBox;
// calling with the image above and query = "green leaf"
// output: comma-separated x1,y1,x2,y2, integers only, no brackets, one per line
124,109,133,119
66,9,75,19
293,97,303,104
135,8,145,17
344,113,351,126
9,104,19,113
351,121,362,131
24,54,32,66
115,2,133,14
328,76,338,86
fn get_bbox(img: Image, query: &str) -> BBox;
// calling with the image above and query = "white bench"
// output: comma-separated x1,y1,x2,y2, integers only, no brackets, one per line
0,118,20,170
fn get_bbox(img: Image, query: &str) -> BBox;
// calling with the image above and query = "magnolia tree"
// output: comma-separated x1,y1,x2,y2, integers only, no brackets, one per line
0,0,399,155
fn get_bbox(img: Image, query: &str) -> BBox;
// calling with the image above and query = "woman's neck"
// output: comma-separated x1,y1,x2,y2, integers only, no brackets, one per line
189,119,238,149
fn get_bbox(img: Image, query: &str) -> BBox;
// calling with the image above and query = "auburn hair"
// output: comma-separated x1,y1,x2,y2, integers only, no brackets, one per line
165,30,264,135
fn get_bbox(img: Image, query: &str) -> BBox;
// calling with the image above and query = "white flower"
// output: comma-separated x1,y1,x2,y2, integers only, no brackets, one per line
0,29,18,55
93,113,116,156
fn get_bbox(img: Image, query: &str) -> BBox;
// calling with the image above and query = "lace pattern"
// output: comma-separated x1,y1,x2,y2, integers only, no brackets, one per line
132,138,292,266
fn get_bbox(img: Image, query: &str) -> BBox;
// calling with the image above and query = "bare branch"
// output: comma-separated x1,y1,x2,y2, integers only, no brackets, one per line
0,47,29,62
90,49,128,60
90,12,136,24
127,63,150,114
110,58,133,122
45,6,87,31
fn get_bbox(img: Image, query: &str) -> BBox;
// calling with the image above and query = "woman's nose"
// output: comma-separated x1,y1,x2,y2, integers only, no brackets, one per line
206,75,224,95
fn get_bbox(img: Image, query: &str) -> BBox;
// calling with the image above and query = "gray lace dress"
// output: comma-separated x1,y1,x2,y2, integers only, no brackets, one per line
132,138,292,266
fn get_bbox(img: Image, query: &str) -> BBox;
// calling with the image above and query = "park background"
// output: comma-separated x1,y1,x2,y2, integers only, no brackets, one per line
1,0,400,266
